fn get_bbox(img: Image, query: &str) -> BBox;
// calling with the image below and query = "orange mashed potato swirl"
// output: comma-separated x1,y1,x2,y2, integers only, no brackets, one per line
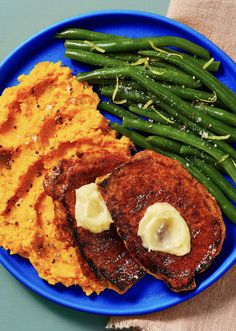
0,62,131,295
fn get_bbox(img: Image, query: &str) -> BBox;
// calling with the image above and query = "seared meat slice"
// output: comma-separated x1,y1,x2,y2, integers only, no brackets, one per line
44,151,145,294
97,150,226,292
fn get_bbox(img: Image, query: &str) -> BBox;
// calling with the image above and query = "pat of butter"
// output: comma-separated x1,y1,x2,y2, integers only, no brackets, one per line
75,183,113,233
138,202,191,256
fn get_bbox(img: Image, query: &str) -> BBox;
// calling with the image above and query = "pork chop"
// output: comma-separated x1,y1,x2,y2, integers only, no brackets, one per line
44,150,145,294
97,150,226,291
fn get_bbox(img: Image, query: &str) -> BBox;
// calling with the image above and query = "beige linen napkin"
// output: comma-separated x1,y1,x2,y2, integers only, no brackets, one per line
108,265,236,331
107,1,236,330
167,0,236,62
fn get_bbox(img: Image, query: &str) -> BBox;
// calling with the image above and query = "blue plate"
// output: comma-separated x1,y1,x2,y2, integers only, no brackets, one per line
0,10,236,316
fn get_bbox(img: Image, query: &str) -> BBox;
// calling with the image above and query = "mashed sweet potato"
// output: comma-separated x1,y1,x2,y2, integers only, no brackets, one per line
0,62,131,294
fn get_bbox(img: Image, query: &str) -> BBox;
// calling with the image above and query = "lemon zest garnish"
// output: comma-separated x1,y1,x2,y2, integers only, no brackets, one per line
151,106,174,124
131,58,149,66
203,57,215,70
84,40,106,53
199,91,217,103
149,42,183,59
217,154,229,164
205,134,230,140
232,159,236,168
112,77,127,105
143,100,153,109
146,63,165,76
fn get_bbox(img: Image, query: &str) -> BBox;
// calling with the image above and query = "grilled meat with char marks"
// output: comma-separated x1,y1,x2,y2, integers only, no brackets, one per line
44,150,145,294
97,150,226,292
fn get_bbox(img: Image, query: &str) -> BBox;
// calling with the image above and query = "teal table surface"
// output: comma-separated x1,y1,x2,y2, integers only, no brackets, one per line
0,1,169,331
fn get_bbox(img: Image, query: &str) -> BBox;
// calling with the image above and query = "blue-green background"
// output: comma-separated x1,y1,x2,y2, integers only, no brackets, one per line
0,1,169,331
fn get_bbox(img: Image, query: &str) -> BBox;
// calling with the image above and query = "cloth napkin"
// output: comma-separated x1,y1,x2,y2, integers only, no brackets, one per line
167,0,236,62
107,1,236,330
107,265,236,331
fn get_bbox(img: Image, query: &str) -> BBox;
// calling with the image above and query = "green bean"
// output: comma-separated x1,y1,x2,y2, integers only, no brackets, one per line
146,61,184,72
112,123,186,158
98,102,139,120
161,84,219,103
152,50,220,72
65,48,126,67
79,78,114,86
128,105,176,125
114,124,181,153
191,158,236,203
192,59,220,72
124,66,236,141
123,116,236,182
101,78,220,105
81,67,219,139
58,27,217,65
78,67,129,81
100,84,236,160
137,66,202,89
152,101,236,160
76,62,236,157
141,136,182,153
69,48,202,88
174,156,236,223
162,47,221,72
101,78,218,105
84,66,196,111
173,143,226,173
100,78,222,107
158,97,236,143
107,52,142,63
99,85,148,103
98,97,177,125
58,29,218,69
147,135,217,161
108,53,183,70
193,104,236,127
100,85,153,104
180,145,211,157
196,59,220,72
195,59,220,72
110,122,154,150
179,145,225,171
65,37,211,59
185,106,236,142
72,51,209,123
102,85,208,133
143,66,202,89
112,123,236,223
139,50,236,113
55,28,125,40
113,80,140,90
100,87,178,125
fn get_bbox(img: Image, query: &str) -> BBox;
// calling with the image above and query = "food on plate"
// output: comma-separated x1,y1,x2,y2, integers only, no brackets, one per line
59,27,236,224
63,35,211,59
97,150,226,291
44,148,225,292
137,202,191,256
44,151,145,294
75,182,113,233
0,25,235,296
111,123,236,224
0,61,131,294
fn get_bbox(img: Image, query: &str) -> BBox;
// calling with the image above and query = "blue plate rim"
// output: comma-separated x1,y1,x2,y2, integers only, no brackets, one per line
1,247,236,316
1,9,236,70
0,9,236,316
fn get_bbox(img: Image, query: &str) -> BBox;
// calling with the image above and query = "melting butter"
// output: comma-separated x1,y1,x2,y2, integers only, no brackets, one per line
138,202,191,256
75,183,113,233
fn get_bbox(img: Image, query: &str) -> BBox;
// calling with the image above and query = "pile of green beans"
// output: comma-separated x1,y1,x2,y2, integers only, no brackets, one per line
56,27,236,223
